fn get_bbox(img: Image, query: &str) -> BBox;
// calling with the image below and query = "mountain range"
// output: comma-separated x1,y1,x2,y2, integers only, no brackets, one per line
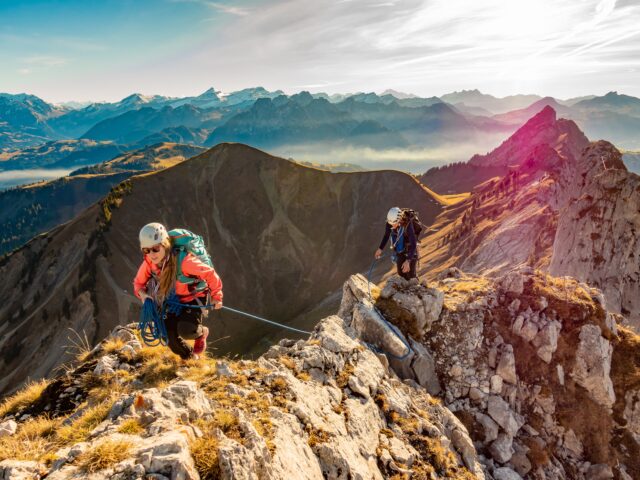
3,89,640,175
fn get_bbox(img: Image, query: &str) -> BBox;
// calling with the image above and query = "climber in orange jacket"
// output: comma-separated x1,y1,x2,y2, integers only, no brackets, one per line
133,223,223,360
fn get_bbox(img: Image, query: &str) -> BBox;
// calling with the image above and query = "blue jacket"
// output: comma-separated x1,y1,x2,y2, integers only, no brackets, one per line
379,221,417,260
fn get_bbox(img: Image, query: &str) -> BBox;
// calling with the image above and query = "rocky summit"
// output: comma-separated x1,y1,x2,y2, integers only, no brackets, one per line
0,265,637,479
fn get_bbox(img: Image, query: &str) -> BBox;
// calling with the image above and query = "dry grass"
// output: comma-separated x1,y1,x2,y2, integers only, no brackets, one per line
306,424,331,448
0,415,62,462
66,328,93,363
100,338,126,355
55,400,113,446
413,436,474,479
279,356,296,370
190,424,221,480
76,439,132,473
0,379,50,418
117,418,145,435
336,363,355,389
136,348,180,387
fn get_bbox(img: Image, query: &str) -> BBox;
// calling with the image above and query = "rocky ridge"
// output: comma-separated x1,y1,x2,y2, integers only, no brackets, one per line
0,300,481,479
1,266,637,479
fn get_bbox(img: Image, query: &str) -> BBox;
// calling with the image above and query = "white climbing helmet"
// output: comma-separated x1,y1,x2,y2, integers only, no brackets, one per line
139,223,169,249
386,207,402,225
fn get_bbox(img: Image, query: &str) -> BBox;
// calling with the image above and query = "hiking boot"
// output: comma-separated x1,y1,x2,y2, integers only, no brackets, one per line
193,326,209,355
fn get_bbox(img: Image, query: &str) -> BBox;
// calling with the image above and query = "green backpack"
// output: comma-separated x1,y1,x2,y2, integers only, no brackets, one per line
168,228,214,293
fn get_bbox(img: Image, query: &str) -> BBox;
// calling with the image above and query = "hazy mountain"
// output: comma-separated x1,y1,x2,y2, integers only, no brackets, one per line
205,93,409,149
0,93,64,150
131,125,210,149
0,142,444,394
0,139,125,171
573,90,640,117
70,142,205,176
491,97,573,124
439,89,542,114
293,160,366,172
80,105,219,145
380,88,418,99
623,151,640,174
420,106,589,193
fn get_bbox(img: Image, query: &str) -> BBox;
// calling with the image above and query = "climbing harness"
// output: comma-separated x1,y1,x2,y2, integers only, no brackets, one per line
365,254,412,360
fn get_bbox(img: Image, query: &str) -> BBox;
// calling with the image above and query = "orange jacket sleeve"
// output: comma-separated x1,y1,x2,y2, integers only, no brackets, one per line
133,258,152,299
181,254,223,302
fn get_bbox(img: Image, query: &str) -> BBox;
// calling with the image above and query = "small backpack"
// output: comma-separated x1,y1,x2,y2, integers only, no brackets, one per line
168,228,214,293
401,209,424,238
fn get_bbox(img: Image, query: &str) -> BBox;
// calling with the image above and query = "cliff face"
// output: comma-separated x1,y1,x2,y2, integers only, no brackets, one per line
549,142,640,327
342,270,639,480
0,143,443,396
419,109,640,328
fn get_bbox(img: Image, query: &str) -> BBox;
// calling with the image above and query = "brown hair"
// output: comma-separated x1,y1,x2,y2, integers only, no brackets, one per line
158,237,176,299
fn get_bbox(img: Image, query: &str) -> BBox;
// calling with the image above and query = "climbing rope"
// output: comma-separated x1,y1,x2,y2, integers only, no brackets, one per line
365,254,412,360
138,298,169,347
163,291,312,336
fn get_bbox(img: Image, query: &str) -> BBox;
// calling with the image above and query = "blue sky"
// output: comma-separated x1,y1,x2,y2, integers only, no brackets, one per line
1,0,639,103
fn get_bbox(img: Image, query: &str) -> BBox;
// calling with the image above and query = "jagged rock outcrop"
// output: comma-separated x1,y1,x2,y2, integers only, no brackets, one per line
337,270,639,479
0,306,482,479
421,109,640,330
549,141,640,327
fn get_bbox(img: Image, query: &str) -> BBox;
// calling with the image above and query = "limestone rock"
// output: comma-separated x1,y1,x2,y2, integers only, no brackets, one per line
496,345,517,385
490,434,514,464
487,396,520,437
494,466,523,480
0,420,17,438
94,354,119,376
351,303,410,359
0,460,43,480
572,324,615,408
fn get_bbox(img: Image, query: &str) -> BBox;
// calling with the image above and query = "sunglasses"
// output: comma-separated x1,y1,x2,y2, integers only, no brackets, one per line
142,245,163,255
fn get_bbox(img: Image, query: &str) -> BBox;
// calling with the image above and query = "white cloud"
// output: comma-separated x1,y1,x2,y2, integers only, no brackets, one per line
186,0,640,98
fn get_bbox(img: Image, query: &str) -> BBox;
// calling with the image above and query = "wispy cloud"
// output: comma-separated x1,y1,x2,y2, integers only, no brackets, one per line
170,0,251,16
23,55,68,67
190,0,640,98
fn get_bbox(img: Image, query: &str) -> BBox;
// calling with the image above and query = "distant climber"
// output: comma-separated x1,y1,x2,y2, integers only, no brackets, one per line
133,223,223,360
375,207,420,280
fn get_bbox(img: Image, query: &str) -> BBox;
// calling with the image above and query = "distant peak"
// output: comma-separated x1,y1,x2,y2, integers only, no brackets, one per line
529,105,557,124
198,88,220,99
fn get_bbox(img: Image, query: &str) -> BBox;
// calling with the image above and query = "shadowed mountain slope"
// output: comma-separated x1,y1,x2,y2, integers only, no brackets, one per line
0,143,443,395
0,143,204,255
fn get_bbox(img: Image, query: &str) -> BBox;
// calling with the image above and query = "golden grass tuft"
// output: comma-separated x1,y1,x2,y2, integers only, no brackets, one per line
76,439,132,473
100,338,126,355
279,356,296,370
306,425,331,448
190,430,220,480
55,400,113,446
117,418,145,435
0,379,50,418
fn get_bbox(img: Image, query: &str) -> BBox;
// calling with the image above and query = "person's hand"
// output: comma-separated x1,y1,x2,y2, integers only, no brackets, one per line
139,291,150,304
214,301,223,310
375,248,383,259
402,260,410,273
